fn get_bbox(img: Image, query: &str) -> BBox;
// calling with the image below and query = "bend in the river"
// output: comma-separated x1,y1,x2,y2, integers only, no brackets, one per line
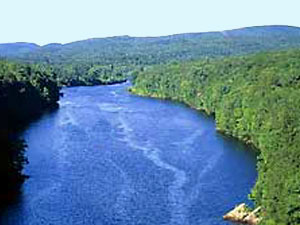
0,82,257,225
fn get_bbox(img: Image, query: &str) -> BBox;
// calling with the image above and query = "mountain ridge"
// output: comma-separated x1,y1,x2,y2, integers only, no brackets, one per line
1,25,300,47
1,25,300,68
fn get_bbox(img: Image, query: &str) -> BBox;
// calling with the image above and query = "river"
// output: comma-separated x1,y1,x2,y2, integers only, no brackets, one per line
0,83,257,225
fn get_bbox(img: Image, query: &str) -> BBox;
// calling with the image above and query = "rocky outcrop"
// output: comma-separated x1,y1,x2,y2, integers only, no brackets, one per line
223,203,261,225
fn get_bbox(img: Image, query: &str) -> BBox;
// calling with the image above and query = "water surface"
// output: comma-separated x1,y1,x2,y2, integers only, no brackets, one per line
0,83,257,225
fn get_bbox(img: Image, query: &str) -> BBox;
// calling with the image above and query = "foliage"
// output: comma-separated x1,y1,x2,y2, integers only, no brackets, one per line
1,25,300,221
131,49,300,225
0,60,60,198
2,26,300,65
1,26,300,86
52,63,128,86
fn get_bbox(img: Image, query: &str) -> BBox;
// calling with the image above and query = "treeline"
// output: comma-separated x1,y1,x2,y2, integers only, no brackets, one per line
131,49,300,225
2,26,300,88
52,63,129,86
3,26,300,67
0,57,128,201
0,60,60,203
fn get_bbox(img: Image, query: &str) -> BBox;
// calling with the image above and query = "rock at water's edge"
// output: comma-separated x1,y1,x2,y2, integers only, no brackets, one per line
223,203,261,225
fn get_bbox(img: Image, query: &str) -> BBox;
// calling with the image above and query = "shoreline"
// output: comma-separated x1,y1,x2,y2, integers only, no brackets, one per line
129,87,261,222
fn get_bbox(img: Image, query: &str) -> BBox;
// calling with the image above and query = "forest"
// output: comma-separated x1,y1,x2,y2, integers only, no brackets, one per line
0,60,60,204
2,26,300,87
131,49,300,225
1,25,300,224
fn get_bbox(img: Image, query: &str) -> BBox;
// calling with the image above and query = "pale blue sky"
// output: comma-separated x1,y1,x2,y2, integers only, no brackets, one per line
1,0,299,45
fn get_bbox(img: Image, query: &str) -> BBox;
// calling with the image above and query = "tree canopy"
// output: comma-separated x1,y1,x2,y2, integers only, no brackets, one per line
0,60,60,201
131,49,300,225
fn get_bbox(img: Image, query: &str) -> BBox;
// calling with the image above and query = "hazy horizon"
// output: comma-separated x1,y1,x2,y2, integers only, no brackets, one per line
2,0,300,45
1,24,299,46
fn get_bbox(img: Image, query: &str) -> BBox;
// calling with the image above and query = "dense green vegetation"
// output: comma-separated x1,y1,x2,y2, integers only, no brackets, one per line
131,49,300,225
52,63,128,86
2,26,300,65
1,26,300,86
0,60,60,202
1,25,300,222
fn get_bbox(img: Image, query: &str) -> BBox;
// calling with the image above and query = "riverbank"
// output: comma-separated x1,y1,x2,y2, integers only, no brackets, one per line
0,83,257,225
63,78,128,87
129,87,260,222
223,203,261,225
0,60,60,201
130,49,300,224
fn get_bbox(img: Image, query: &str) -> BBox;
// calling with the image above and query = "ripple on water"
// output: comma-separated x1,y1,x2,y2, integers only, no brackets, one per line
0,84,257,225
115,112,189,225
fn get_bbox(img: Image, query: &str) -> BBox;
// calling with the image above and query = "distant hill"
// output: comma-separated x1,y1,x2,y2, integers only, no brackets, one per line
0,42,39,58
222,25,300,37
1,25,300,65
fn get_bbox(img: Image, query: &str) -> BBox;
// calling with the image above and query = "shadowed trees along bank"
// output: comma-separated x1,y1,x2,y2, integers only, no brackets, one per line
131,49,300,225
0,60,60,200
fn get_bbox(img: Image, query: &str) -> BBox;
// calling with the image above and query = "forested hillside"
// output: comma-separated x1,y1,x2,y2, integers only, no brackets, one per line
0,43,39,58
1,26,300,86
1,25,300,223
131,49,300,225
2,26,300,65
0,61,60,203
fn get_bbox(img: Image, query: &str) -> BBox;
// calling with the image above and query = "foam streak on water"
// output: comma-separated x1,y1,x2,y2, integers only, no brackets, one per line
117,112,189,225
0,84,257,225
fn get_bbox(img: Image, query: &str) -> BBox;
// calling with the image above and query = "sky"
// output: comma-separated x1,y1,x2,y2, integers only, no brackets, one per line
1,0,299,45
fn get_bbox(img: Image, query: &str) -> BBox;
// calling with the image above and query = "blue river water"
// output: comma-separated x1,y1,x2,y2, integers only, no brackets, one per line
0,83,257,225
